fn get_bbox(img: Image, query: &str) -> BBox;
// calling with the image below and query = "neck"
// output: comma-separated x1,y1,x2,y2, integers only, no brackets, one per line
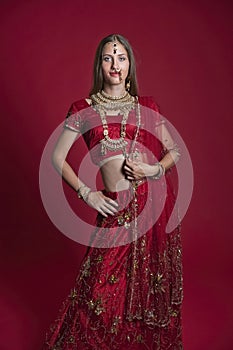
102,84,126,97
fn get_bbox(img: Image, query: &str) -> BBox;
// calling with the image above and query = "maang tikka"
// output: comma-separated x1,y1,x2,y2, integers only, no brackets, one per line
113,42,117,54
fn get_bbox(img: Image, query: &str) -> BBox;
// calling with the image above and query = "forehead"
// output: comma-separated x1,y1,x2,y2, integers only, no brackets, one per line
102,41,128,55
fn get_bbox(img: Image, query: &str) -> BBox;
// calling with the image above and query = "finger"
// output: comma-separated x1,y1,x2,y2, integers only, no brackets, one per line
98,209,108,217
124,165,133,172
124,162,134,171
124,167,135,176
103,201,118,213
124,170,133,177
125,174,135,180
104,197,119,208
101,205,117,216
126,158,140,166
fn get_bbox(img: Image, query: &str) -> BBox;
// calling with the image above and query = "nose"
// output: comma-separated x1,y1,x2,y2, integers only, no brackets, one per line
111,57,120,71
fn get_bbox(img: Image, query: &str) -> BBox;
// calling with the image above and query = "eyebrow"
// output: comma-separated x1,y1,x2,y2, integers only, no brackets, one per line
102,53,127,57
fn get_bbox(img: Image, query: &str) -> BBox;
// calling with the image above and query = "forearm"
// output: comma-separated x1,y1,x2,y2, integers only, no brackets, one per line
159,149,180,172
148,149,180,180
52,157,84,192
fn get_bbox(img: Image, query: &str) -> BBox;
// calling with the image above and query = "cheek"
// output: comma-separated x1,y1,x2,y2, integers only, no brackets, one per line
101,65,109,77
122,63,129,76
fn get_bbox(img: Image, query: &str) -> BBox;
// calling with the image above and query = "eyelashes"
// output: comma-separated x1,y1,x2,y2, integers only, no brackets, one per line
102,56,127,62
102,56,112,62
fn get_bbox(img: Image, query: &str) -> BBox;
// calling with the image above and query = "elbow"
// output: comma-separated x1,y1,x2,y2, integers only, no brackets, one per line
51,150,65,174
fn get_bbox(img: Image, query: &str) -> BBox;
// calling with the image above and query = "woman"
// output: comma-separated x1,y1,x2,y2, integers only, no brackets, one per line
44,34,183,349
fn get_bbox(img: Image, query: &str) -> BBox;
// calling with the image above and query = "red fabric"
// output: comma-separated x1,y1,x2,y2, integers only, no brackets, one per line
63,97,162,166
43,97,183,349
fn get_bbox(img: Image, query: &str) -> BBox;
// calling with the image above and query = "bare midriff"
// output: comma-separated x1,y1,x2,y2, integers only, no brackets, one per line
100,158,130,192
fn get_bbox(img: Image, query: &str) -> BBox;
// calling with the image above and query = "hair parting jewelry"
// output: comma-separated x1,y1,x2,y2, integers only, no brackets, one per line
113,42,117,54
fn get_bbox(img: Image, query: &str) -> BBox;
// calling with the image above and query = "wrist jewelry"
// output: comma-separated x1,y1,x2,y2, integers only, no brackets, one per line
151,162,165,180
76,185,91,202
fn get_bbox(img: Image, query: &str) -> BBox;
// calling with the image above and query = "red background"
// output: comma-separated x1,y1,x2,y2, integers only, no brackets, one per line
1,1,232,349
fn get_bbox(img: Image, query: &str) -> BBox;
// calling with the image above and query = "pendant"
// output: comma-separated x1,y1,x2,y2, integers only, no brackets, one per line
100,138,128,155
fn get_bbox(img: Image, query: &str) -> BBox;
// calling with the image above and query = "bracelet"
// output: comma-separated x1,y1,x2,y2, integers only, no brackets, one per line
151,162,165,180
76,185,91,202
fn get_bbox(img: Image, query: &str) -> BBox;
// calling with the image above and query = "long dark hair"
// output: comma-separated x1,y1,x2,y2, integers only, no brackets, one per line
89,34,138,96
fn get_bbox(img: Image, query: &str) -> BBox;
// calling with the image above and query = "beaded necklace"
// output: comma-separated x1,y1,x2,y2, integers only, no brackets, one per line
91,91,141,156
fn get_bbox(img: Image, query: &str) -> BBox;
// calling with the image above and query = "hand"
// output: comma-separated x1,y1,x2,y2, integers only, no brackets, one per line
124,158,159,181
86,191,118,217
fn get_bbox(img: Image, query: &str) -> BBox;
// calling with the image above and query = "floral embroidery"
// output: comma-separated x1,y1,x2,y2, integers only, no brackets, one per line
136,334,144,343
68,288,78,307
117,211,132,229
108,274,119,284
110,316,121,334
150,273,166,294
80,256,91,278
96,255,103,263
86,297,105,315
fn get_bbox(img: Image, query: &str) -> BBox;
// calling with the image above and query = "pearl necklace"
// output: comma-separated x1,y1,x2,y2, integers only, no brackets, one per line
91,90,135,106
90,91,140,156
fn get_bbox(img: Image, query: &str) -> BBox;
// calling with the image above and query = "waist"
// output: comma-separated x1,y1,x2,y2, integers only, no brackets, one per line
103,179,148,199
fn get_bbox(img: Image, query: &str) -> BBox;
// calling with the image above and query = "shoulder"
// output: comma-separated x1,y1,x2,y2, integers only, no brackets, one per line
64,98,91,132
67,98,91,114
138,96,160,112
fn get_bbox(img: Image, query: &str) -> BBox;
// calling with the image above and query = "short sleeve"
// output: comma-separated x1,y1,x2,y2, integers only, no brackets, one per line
147,96,180,160
63,103,82,133
149,97,166,127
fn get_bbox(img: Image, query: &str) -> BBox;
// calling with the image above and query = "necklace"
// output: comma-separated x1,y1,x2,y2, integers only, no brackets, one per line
90,91,140,156
101,90,128,100
91,90,134,106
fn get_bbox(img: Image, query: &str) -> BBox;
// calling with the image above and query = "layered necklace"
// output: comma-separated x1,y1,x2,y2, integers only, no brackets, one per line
91,90,141,156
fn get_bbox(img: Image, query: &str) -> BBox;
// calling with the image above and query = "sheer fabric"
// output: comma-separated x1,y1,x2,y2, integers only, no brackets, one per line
43,97,183,349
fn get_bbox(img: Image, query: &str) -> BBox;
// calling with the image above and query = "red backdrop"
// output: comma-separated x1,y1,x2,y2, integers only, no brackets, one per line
1,1,232,349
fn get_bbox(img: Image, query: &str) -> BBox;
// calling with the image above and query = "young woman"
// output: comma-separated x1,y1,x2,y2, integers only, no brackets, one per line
44,34,183,350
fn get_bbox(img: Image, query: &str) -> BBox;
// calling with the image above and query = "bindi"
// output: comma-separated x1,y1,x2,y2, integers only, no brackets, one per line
113,42,117,54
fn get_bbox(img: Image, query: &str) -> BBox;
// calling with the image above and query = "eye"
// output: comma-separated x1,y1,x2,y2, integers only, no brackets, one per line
103,56,112,62
119,56,127,62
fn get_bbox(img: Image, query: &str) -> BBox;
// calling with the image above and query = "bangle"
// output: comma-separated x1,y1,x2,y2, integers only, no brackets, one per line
151,162,165,180
76,185,91,202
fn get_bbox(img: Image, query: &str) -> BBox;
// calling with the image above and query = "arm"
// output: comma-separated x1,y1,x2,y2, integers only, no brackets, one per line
52,128,83,190
124,122,180,180
156,122,180,171
52,128,118,217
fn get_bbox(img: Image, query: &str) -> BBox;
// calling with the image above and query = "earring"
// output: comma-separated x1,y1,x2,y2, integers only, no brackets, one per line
126,79,131,92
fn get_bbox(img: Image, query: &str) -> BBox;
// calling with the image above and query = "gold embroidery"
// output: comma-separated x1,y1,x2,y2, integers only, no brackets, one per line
69,288,78,307
80,256,91,278
110,316,121,334
150,273,166,293
136,334,144,343
169,308,178,317
68,335,75,343
86,299,95,310
94,298,105,315
96,255,103,263
86,298,105,315
117,211,132,229
109,274,119,284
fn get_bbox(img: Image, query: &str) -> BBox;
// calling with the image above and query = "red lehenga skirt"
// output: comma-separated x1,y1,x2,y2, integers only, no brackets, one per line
43,180,183,350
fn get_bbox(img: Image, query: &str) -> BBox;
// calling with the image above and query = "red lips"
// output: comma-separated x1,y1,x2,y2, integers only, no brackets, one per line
110,72,120,77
